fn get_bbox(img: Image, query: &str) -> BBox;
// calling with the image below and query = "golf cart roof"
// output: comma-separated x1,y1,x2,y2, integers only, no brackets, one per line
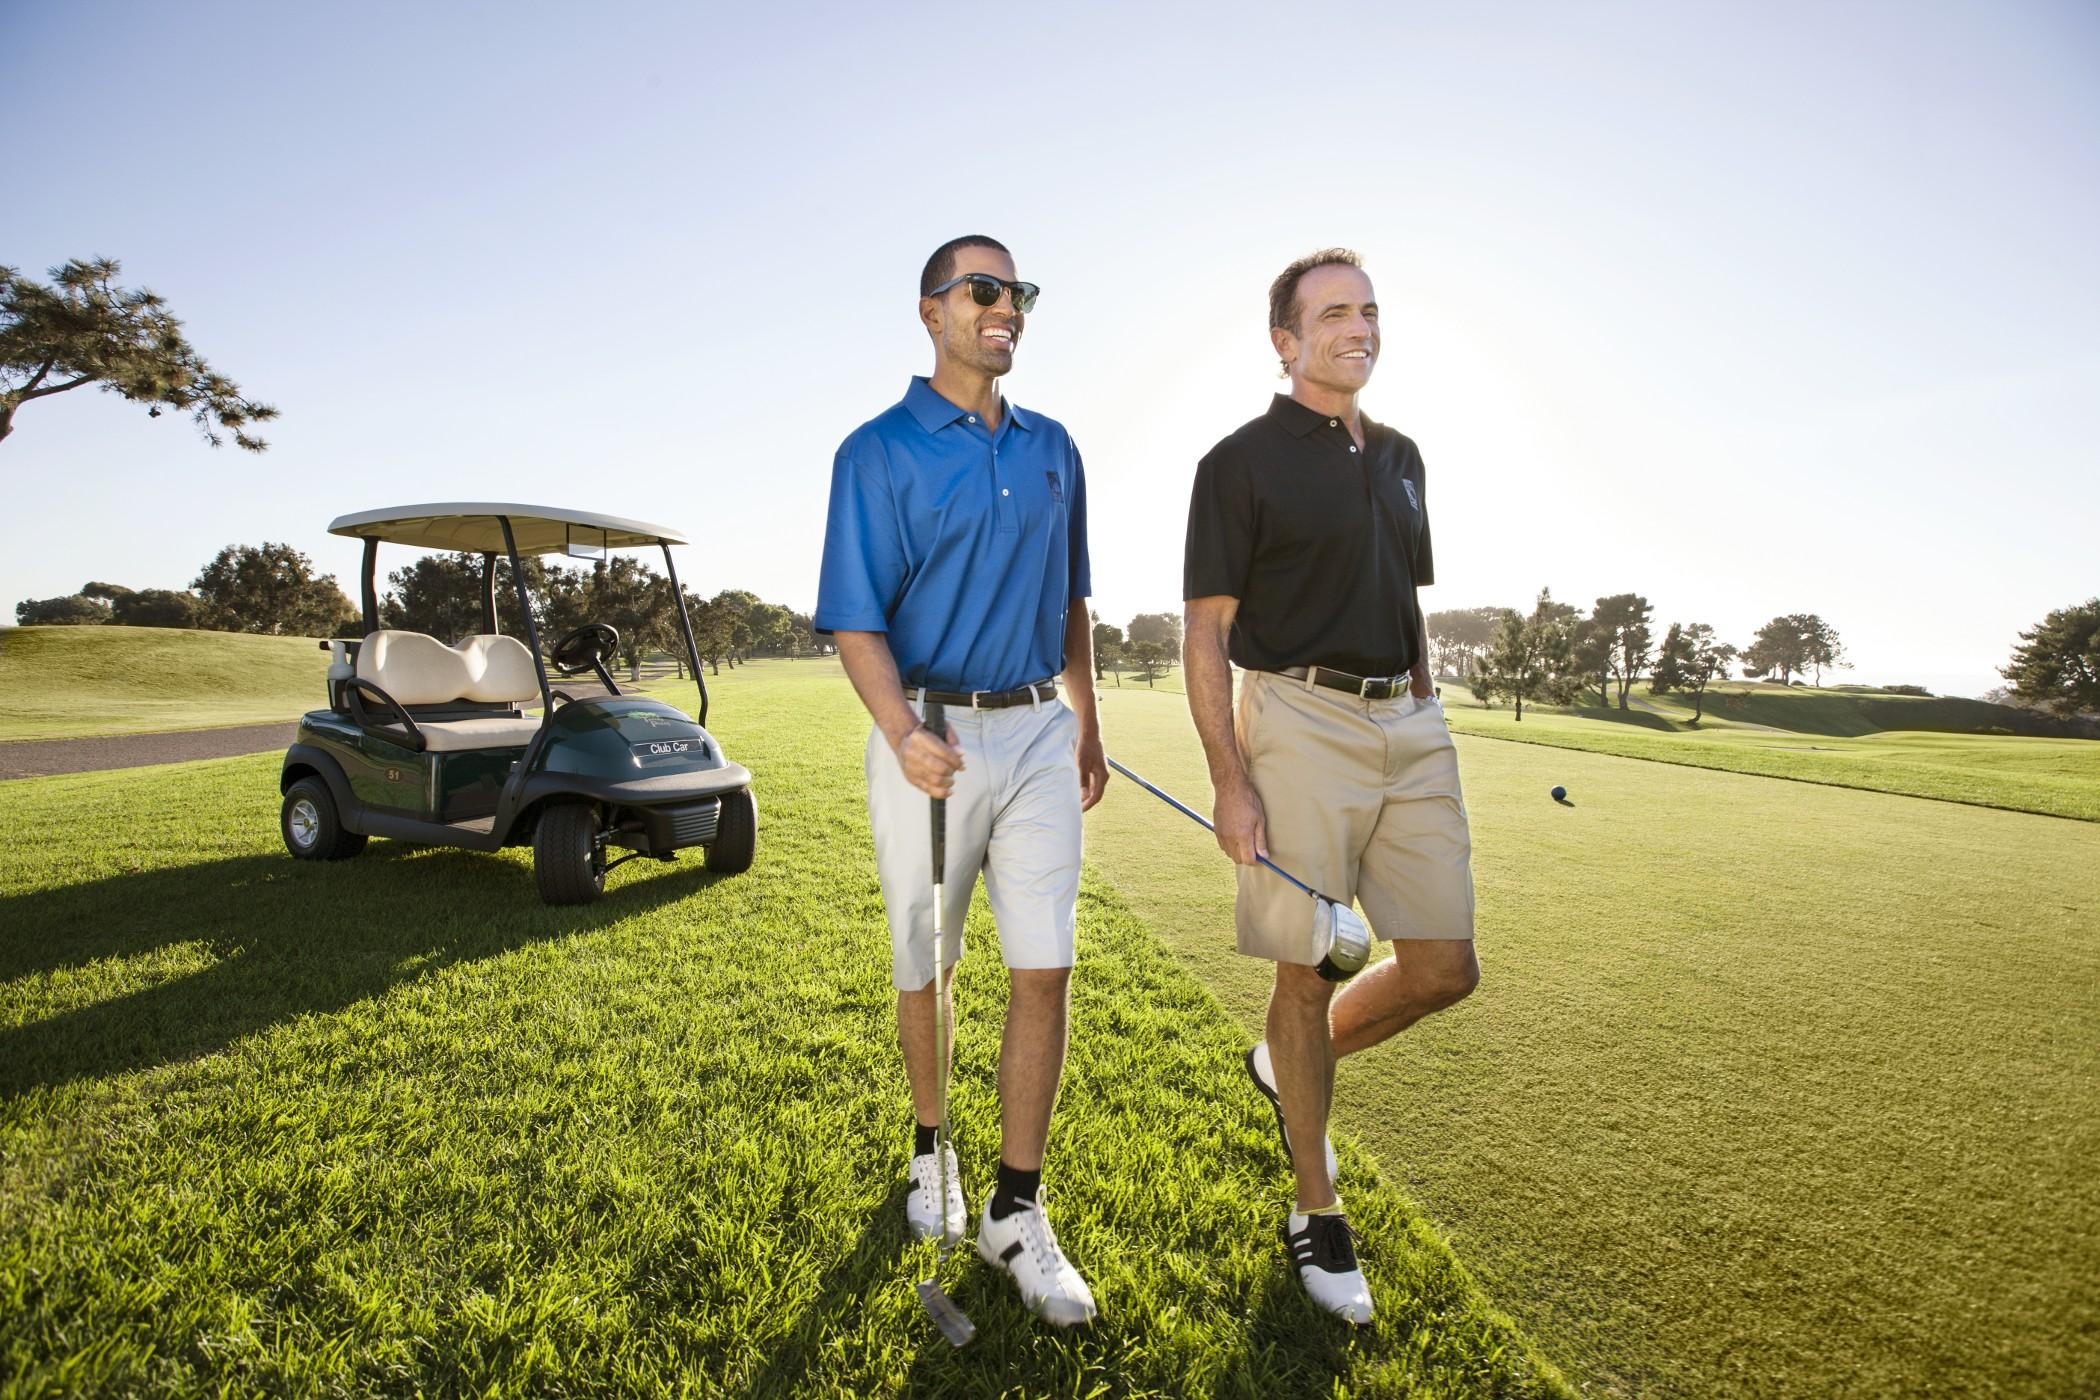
327,503,687,554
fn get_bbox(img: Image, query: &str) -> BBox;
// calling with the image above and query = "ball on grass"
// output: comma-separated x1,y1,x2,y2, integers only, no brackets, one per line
1550,785,1568,802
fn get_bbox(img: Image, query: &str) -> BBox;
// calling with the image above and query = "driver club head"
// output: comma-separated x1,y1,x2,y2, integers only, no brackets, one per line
1314,897,1373,982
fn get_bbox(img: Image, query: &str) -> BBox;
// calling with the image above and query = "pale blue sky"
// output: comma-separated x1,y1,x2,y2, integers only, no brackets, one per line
6,0,2096,697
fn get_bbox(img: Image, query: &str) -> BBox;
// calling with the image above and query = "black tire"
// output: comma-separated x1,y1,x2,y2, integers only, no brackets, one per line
704,788,757,874
534,802,605,905
282,777,366,861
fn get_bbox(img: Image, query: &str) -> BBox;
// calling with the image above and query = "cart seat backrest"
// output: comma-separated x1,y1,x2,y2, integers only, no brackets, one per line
456,634,539,703
358,631,539,707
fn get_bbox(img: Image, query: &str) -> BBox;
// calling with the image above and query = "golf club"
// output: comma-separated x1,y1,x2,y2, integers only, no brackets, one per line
1104,756,1372,981
913,702,977,1348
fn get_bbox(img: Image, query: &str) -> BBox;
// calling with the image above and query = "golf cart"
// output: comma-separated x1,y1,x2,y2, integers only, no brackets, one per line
278,503,755,904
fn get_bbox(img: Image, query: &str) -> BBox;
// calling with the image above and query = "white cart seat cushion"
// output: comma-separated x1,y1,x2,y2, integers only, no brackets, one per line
358,631,472,706
457,634,540,703
411,716,545,752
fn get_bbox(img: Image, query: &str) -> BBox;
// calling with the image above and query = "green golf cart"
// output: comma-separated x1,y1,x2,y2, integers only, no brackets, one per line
278,503,754,904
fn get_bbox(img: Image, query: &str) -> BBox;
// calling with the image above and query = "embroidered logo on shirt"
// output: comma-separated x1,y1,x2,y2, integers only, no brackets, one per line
1402,479,1420,512
1045,470,1064,503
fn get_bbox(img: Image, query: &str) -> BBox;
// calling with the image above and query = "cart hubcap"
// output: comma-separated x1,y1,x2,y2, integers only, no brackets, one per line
289,798,320,847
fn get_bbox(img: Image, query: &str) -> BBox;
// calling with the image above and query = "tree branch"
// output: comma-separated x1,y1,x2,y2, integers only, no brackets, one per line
18,358,56,396
19,374,97,402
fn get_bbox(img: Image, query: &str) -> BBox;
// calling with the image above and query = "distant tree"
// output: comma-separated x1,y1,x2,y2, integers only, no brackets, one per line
14,593,110,625
191,542,356,636
1472,588,1580,721
1649,622,1689,694
1,258,276,452
689,593,738,674
1797,614,1847,686
583,557,674,679
381,554,553,642
1126,611,1183,655
1428,606,1507,680
1999,598,2100,719
1592,592,1655,709
1091,612,1123,682
1127,638,1176,686
80,581,133,605
1570,615,1612,707
112,588,200,628
1676,623,1738,723
1741,615,1811,685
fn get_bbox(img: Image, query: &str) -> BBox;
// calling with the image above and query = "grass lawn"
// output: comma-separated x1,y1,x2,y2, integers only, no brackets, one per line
0,661,1566,1399
1435,683,2100,822
0,626,329,741
1085,684,2100,1398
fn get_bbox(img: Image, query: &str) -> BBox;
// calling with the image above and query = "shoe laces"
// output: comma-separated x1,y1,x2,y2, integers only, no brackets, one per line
1010,1197,1066,1273
1293,1212,1362,1272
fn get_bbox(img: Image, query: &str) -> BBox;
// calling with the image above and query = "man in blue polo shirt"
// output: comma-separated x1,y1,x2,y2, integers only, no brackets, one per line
815,234,1106,1328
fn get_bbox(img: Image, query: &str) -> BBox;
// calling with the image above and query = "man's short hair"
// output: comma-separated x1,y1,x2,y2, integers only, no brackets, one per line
1269,248,1364,333
921,235,1012,297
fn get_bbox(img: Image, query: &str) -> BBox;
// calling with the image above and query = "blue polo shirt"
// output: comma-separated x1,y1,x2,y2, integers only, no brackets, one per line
815,377,1091,693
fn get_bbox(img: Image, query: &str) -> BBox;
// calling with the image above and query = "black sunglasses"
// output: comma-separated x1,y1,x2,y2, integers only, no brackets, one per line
926,272,1040,314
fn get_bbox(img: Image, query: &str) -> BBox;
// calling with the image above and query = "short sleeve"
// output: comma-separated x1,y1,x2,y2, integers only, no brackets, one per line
813,444,905,634
1183,447,1254,600
1067,438,1092,599
1413,448,1434,587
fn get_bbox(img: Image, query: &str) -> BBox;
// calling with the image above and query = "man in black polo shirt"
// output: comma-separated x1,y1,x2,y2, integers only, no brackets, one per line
1182,247,1479,1324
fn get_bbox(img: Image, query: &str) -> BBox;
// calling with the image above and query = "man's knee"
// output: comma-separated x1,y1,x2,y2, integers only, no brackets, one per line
1274,958,1338,1006
1426,945,1480,1008
1008,965,1071,1006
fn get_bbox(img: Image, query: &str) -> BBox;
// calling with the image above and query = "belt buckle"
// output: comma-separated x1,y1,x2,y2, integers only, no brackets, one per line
1361,676,1397,701
970,689,988,710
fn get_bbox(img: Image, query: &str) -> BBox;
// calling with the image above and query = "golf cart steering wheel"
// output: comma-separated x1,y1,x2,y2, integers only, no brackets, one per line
549,622,620,676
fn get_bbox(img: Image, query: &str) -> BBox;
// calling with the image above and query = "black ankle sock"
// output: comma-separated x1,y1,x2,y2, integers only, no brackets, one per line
990,1161,1041,1220
914,1121,938,1157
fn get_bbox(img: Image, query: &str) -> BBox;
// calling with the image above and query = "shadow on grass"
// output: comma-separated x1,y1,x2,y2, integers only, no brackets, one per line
737,1182,912,1399
1565,704,1677,732
0,845,725,1099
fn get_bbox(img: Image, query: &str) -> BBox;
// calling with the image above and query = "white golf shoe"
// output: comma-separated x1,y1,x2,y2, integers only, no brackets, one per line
976,1192,1098,1328
1287,1210,1375,1325
906,1143,966,1245
1246,1041,1340,1183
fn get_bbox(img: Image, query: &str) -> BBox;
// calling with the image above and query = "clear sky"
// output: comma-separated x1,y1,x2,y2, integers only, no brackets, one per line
6,0,2096,697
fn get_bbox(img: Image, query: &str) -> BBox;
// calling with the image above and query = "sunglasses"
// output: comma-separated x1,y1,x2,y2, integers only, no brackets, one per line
926,272,1040,315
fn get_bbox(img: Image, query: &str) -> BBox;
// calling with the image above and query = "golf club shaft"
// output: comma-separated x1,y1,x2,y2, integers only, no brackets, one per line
1103,754,1318,898
925,702,953,1257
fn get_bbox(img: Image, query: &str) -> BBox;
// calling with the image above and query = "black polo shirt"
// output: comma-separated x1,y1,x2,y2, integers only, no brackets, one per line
1184,394,1434,676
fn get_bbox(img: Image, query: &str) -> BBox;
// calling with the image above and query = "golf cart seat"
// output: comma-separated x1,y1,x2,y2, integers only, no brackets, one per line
355,630,545,751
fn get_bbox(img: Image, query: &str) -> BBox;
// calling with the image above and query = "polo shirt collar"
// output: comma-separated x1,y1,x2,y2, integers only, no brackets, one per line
904,376,1031,434
1267,392,1376,439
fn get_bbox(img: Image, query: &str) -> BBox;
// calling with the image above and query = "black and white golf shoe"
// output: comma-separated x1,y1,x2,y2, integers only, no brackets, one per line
906,1144,966,1245
1245,1041,1340,1183
1286,1210,1374,1325
976,1192,1097,1328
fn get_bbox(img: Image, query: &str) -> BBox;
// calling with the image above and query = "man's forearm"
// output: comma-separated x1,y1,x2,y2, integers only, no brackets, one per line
1412,602,1433,696
834,630,921,749
1061,601,1099,736
1184,607,1246,792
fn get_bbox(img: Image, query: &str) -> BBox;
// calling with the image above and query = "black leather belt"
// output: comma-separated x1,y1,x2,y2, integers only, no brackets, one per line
904,680,1058,709
1270,665,1414,701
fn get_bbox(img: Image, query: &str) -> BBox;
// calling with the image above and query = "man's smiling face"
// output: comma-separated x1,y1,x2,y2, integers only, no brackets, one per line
1277,263,1379,394
924,245,1024,377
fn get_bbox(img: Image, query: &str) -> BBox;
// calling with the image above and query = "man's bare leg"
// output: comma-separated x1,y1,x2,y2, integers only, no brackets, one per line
996,966,1071,1170
1269,960,1341,1210
898,966,956,1126
1330,938,1478,1059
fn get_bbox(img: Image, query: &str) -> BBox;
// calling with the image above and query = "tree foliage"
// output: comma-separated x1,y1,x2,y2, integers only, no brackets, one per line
1471,589,1580,720
1676,622,1738,723
1649,623,1689,694
1570,615,1613,707
14,593,110,625
380,554,554,642
0,258,276,451
2000,598,2100,719
191,543,357,637
1126,611,1182,652
1592,592,1655,709
1426,606,1506,679
114,588,200,628
1741,613,1844,687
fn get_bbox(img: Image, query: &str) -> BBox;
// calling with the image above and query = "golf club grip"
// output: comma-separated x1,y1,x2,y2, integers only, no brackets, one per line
1104,754,1318,899
926,702,946,879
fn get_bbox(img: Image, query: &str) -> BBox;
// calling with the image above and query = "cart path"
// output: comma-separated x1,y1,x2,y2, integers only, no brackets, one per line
0,723,297,780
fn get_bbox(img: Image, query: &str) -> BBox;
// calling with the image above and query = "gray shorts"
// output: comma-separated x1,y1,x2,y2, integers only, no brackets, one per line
865,694,1083,991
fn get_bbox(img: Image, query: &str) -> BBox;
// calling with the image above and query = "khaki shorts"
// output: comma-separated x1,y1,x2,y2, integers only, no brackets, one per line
865,694,1082,991
1235,669,1475,963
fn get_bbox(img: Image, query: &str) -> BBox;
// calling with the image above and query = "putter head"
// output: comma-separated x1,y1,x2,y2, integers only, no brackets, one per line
1314,897,1373,982
916,1278,977,1347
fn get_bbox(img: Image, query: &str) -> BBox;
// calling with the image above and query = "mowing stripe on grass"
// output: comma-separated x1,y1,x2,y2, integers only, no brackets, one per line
0,665,1568,1398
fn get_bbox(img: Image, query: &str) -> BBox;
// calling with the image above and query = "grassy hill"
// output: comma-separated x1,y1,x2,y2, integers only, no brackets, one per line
0,626,329,741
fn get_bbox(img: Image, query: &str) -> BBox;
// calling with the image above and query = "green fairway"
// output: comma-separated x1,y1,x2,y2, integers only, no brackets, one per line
0,626,328,740
1434,683,2100,822
0,662,1566,1398
1085,685,2100,1398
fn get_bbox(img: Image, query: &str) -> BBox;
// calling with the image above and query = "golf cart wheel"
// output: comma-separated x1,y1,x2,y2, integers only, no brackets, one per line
282,777,366,861
704,788,757,874
534,801,605,905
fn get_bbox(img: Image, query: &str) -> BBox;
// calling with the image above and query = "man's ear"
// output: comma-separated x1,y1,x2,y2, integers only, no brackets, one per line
1270,325,1297,371
920,296,943,337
